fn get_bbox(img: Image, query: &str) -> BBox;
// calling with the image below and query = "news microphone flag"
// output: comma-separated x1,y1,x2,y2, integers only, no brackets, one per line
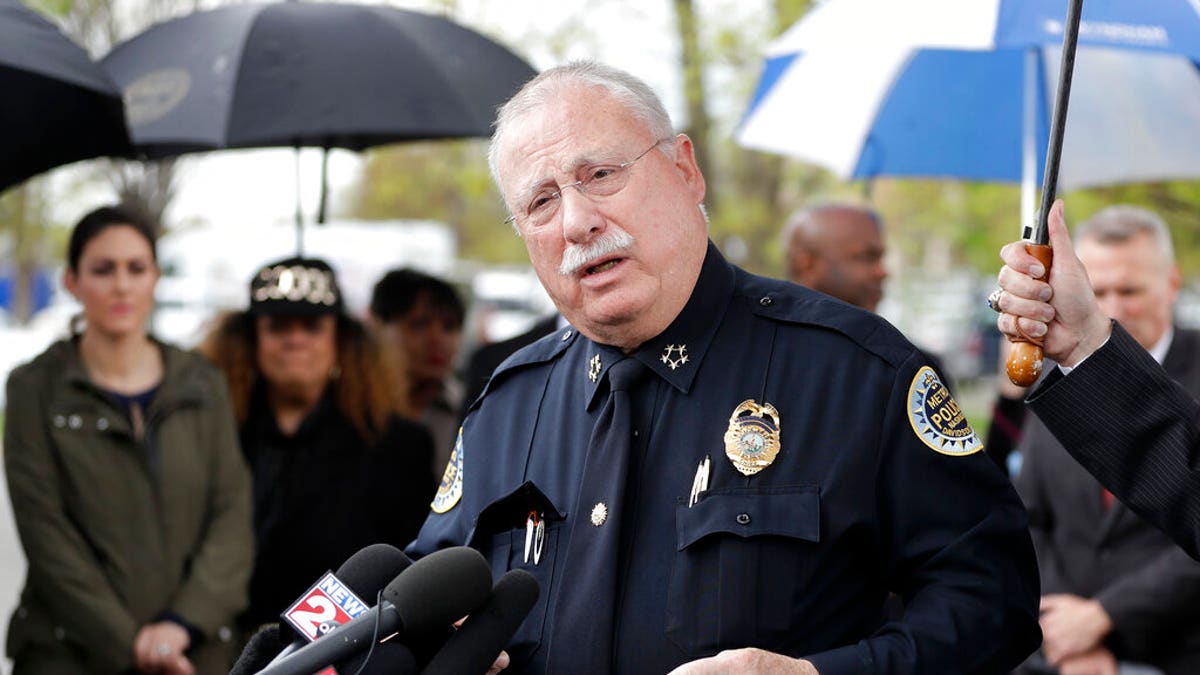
282,571,373,642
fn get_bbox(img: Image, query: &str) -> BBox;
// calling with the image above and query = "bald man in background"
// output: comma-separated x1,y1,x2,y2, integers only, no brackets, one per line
783,203,951,390
784,203,888,312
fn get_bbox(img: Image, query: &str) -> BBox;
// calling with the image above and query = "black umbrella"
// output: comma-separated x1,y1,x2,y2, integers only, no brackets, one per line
0,0,132,192
100,1,536,239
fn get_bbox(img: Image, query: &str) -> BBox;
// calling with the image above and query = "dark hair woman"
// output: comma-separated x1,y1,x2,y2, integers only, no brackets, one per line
198,256,435,633
4,205,254,675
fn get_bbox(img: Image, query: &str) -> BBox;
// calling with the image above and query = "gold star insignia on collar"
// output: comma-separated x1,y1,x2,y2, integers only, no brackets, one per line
588,354,602,383
661,344,689,370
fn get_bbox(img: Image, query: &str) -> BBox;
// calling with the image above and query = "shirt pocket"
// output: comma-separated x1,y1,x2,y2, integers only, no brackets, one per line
467,481,566,665
666,485,821,656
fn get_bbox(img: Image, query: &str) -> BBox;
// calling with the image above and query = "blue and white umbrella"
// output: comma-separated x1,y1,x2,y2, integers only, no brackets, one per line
738,0,1200,197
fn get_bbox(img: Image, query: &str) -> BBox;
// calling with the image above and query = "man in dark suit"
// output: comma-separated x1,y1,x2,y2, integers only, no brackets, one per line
997,200,1200,563
1012,205,1200,675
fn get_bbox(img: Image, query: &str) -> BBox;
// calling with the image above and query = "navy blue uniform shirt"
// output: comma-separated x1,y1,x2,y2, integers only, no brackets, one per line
410,242,1040,674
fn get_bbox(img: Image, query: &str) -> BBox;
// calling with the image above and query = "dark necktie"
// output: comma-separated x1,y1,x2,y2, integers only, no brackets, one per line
548,356,647,673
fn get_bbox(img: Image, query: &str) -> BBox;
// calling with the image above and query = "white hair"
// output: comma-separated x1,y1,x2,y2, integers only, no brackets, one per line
1076,205,1175,265
488,61,676,191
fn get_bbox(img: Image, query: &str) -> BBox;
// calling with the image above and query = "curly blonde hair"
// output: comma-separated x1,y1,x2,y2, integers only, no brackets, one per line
198,311,413,442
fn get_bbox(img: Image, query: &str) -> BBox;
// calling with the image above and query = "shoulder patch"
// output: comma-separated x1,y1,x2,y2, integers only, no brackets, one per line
431,428,465,513
907,366,983,456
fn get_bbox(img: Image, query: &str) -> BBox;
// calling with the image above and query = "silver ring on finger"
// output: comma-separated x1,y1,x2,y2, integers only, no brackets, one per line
157,644,171,656
986,288,1004,314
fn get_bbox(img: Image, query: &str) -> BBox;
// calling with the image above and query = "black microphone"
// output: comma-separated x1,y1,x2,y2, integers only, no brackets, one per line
332,639,418,674
422,569,540,675
268,543,412,666
258,546,493,675
229,624,283,675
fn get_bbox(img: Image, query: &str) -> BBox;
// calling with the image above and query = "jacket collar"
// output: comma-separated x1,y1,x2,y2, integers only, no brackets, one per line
583,240,735,409
55,336,207,409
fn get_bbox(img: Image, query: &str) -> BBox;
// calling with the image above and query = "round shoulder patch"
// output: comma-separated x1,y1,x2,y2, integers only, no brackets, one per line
907,366,983,456
431,428,464,514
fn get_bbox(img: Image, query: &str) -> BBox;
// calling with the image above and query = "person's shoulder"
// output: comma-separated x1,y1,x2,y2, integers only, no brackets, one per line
467,326,576,408
732,269,917,369
7,338,74,390
469,315,559,365
1173,327,1200,354
161,342,226,385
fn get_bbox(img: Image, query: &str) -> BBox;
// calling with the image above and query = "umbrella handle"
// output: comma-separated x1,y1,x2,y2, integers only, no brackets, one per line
1006,243,1054,386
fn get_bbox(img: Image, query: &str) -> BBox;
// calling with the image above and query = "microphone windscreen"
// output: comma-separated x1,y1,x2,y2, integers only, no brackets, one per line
230,624,283,675
421,569,540,675
334,640,418,674
336,543,413,600
384,546,492,631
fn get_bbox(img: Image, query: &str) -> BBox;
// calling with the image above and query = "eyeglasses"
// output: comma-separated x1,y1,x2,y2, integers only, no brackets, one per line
504,139,669,228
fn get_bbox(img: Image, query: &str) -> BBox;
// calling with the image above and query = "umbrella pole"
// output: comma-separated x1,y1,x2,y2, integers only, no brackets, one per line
1007,0,1084,387
1019,48,1038,240
294,146,305,256
318,147,329,225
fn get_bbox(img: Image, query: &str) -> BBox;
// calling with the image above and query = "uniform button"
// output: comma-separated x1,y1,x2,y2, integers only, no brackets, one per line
736,513,751,525
96,417,109,431
54,626,66,641
53,415,66,428
562,330,573,341
68,414,83,429
17,606,27,619
633,429,639,437
759,296,773,306
218,626,233,642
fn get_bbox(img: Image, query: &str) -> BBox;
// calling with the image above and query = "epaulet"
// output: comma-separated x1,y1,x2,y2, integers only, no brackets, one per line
735,269,916,369
465,326,577,413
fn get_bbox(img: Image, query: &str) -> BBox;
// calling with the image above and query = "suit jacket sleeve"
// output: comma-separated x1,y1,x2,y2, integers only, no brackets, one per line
1028,323,1200,560
168,367,256,638
3,366,141,672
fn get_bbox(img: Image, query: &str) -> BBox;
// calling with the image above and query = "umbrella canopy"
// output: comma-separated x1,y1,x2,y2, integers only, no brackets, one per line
0,0,132,192
100,2,536,157
737,0,1200,190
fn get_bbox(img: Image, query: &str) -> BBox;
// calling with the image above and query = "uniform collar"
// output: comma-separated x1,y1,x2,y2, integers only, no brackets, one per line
583,240,735,409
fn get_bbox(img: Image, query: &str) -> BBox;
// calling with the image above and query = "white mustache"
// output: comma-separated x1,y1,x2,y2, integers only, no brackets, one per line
559,230,635,276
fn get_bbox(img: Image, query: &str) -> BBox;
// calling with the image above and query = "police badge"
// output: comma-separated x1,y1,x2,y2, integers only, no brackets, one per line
723,399,782,476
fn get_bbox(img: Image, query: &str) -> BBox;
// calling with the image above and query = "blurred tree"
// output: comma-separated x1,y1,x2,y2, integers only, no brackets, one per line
351,139,525,262
674,0,717,215
694,0,816,274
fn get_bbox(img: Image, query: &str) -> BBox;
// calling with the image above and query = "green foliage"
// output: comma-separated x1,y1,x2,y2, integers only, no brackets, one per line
28,0,73,18
351,140,528,263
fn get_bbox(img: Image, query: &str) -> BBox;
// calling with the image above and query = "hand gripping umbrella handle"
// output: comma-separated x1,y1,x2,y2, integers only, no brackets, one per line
1007,244,1054,385
1007,0,1084,387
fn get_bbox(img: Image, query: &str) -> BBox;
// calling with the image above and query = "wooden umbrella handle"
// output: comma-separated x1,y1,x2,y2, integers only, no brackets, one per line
1006,243,1054,386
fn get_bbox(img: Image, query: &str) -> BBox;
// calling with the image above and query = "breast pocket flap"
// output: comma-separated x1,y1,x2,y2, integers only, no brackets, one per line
676,486,820,551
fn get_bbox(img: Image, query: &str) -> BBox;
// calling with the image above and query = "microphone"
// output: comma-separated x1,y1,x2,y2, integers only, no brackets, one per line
230,624,283,675
331,640,418,674
268,544,413,666
258,547,493,675
422,569,540,675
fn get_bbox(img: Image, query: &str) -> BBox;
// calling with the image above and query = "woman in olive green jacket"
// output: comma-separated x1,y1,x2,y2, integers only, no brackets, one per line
3,206,254,675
